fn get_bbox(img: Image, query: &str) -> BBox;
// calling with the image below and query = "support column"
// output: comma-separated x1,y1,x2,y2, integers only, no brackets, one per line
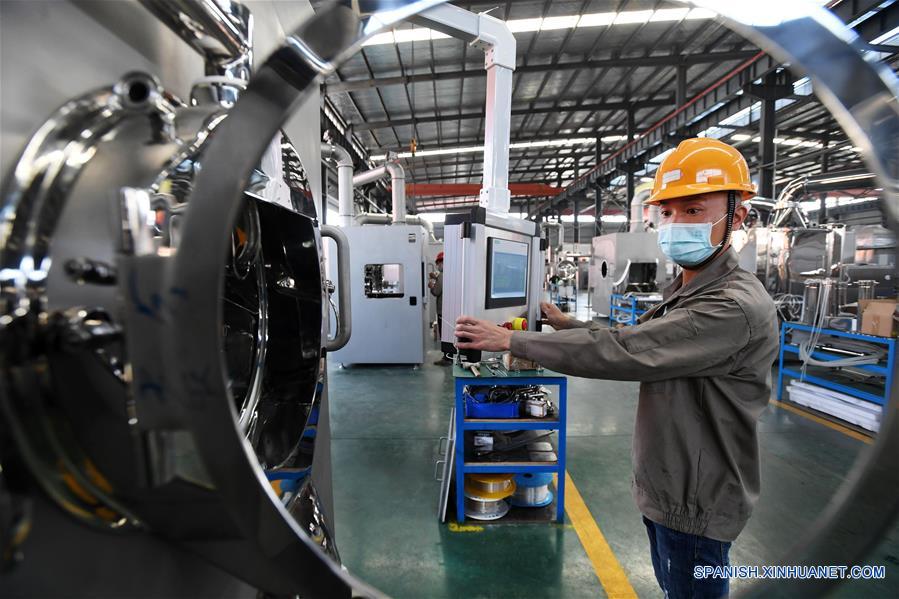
594,138,603,237
573,158,580,243
759,93,776,199
819,134,830,223
676,64,688,107
748,70,792,199
625,107,636,230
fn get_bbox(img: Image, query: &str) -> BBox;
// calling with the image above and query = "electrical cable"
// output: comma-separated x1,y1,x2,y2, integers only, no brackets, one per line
796,282,883,371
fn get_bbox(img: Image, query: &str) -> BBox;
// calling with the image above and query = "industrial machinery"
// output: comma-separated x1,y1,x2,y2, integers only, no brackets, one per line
0,0,442,597
548,258,579,312
541,222,590,312
320,144,435,364
738,169,897,319
588,232,673,317
588,182,673,317
413,4,547,363
330,224,429,365
441,208,545,363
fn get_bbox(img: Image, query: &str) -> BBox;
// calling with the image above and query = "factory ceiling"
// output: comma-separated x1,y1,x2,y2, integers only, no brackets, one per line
317,0,899,217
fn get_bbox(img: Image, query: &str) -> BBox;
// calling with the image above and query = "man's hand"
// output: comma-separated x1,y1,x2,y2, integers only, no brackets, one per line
541,302,570,330
455,316,514,352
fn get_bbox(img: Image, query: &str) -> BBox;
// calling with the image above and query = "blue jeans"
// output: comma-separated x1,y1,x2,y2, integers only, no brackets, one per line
643,516,732,599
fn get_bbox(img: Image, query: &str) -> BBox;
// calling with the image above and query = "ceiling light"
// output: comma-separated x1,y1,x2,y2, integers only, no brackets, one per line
541,15,580,31
650,8,691,22
362,9,718,47
780,138,802,146
731,133,751,141
576,12,616,27
686,8,718,20
392,28,448,43
362,31,395,46
506,17,543,33
601,214,627,223
614,10,653,25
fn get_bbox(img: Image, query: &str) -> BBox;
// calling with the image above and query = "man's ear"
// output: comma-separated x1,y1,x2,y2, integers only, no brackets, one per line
732,202,749,229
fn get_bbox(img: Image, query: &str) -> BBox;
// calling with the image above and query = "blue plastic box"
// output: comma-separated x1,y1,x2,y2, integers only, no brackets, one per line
463,394,519,418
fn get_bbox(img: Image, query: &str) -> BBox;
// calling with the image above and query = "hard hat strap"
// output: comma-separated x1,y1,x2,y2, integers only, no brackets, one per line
692,190,736,269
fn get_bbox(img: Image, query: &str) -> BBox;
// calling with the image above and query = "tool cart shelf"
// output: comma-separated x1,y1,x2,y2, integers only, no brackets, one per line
452,366,567,523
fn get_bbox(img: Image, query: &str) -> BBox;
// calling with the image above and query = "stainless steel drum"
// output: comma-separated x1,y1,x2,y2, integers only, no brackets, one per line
801,279,822,324
0,2,445,597
858,279,878,302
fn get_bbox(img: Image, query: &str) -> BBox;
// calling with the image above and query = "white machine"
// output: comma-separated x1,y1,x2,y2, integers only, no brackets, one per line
589,233,673,316
589,182,673,316
441,208,544,362
330,224,429,365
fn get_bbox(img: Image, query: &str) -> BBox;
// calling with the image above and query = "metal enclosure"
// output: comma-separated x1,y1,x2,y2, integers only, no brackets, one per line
330,225,429,364
738,225,896,300
441,208,543,362
588,232,673,316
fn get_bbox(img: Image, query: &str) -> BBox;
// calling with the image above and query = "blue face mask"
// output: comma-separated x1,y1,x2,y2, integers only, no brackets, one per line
657,214,727,267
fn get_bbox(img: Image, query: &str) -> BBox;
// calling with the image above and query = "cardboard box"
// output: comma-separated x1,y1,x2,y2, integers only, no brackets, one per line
859,299,898,337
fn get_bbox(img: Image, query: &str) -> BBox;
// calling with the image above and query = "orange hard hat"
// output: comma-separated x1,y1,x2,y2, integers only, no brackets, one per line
646,138,756,205
436,251,444,262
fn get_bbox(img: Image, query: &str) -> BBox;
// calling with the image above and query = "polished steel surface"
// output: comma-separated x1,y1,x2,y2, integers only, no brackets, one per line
138,0,254,79
1,2,450,596
321,224,352,352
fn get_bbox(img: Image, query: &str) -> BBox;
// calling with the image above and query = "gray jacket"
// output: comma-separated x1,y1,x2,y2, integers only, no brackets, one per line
510,249,778,541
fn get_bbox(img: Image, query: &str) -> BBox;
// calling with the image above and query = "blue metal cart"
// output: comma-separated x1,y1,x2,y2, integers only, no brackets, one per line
777,321,895,407
453,365,567,523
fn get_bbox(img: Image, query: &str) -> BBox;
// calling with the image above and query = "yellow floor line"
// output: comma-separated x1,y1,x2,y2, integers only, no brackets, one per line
563,471,638,599
770,398,872,444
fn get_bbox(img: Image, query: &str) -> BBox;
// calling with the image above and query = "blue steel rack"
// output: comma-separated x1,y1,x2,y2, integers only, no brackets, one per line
453,366,567,523
777,322,895,407
610,294,643,325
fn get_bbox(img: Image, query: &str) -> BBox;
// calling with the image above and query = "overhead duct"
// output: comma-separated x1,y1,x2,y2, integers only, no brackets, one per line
353,161,406,223
321,143,354,227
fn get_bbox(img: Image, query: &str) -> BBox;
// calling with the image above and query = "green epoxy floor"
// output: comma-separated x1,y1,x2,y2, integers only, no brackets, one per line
326,314,899,598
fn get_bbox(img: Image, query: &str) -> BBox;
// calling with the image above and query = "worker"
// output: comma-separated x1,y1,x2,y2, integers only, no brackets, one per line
429,251,449,365
455,138,778,599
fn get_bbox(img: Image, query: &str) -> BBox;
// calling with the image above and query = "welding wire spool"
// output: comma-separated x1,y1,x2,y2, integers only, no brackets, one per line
510,472,554,508
464,496,510,521
464,473,516,500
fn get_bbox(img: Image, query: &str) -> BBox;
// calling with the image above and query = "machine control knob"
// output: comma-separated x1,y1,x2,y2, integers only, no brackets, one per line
501,318,528,331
